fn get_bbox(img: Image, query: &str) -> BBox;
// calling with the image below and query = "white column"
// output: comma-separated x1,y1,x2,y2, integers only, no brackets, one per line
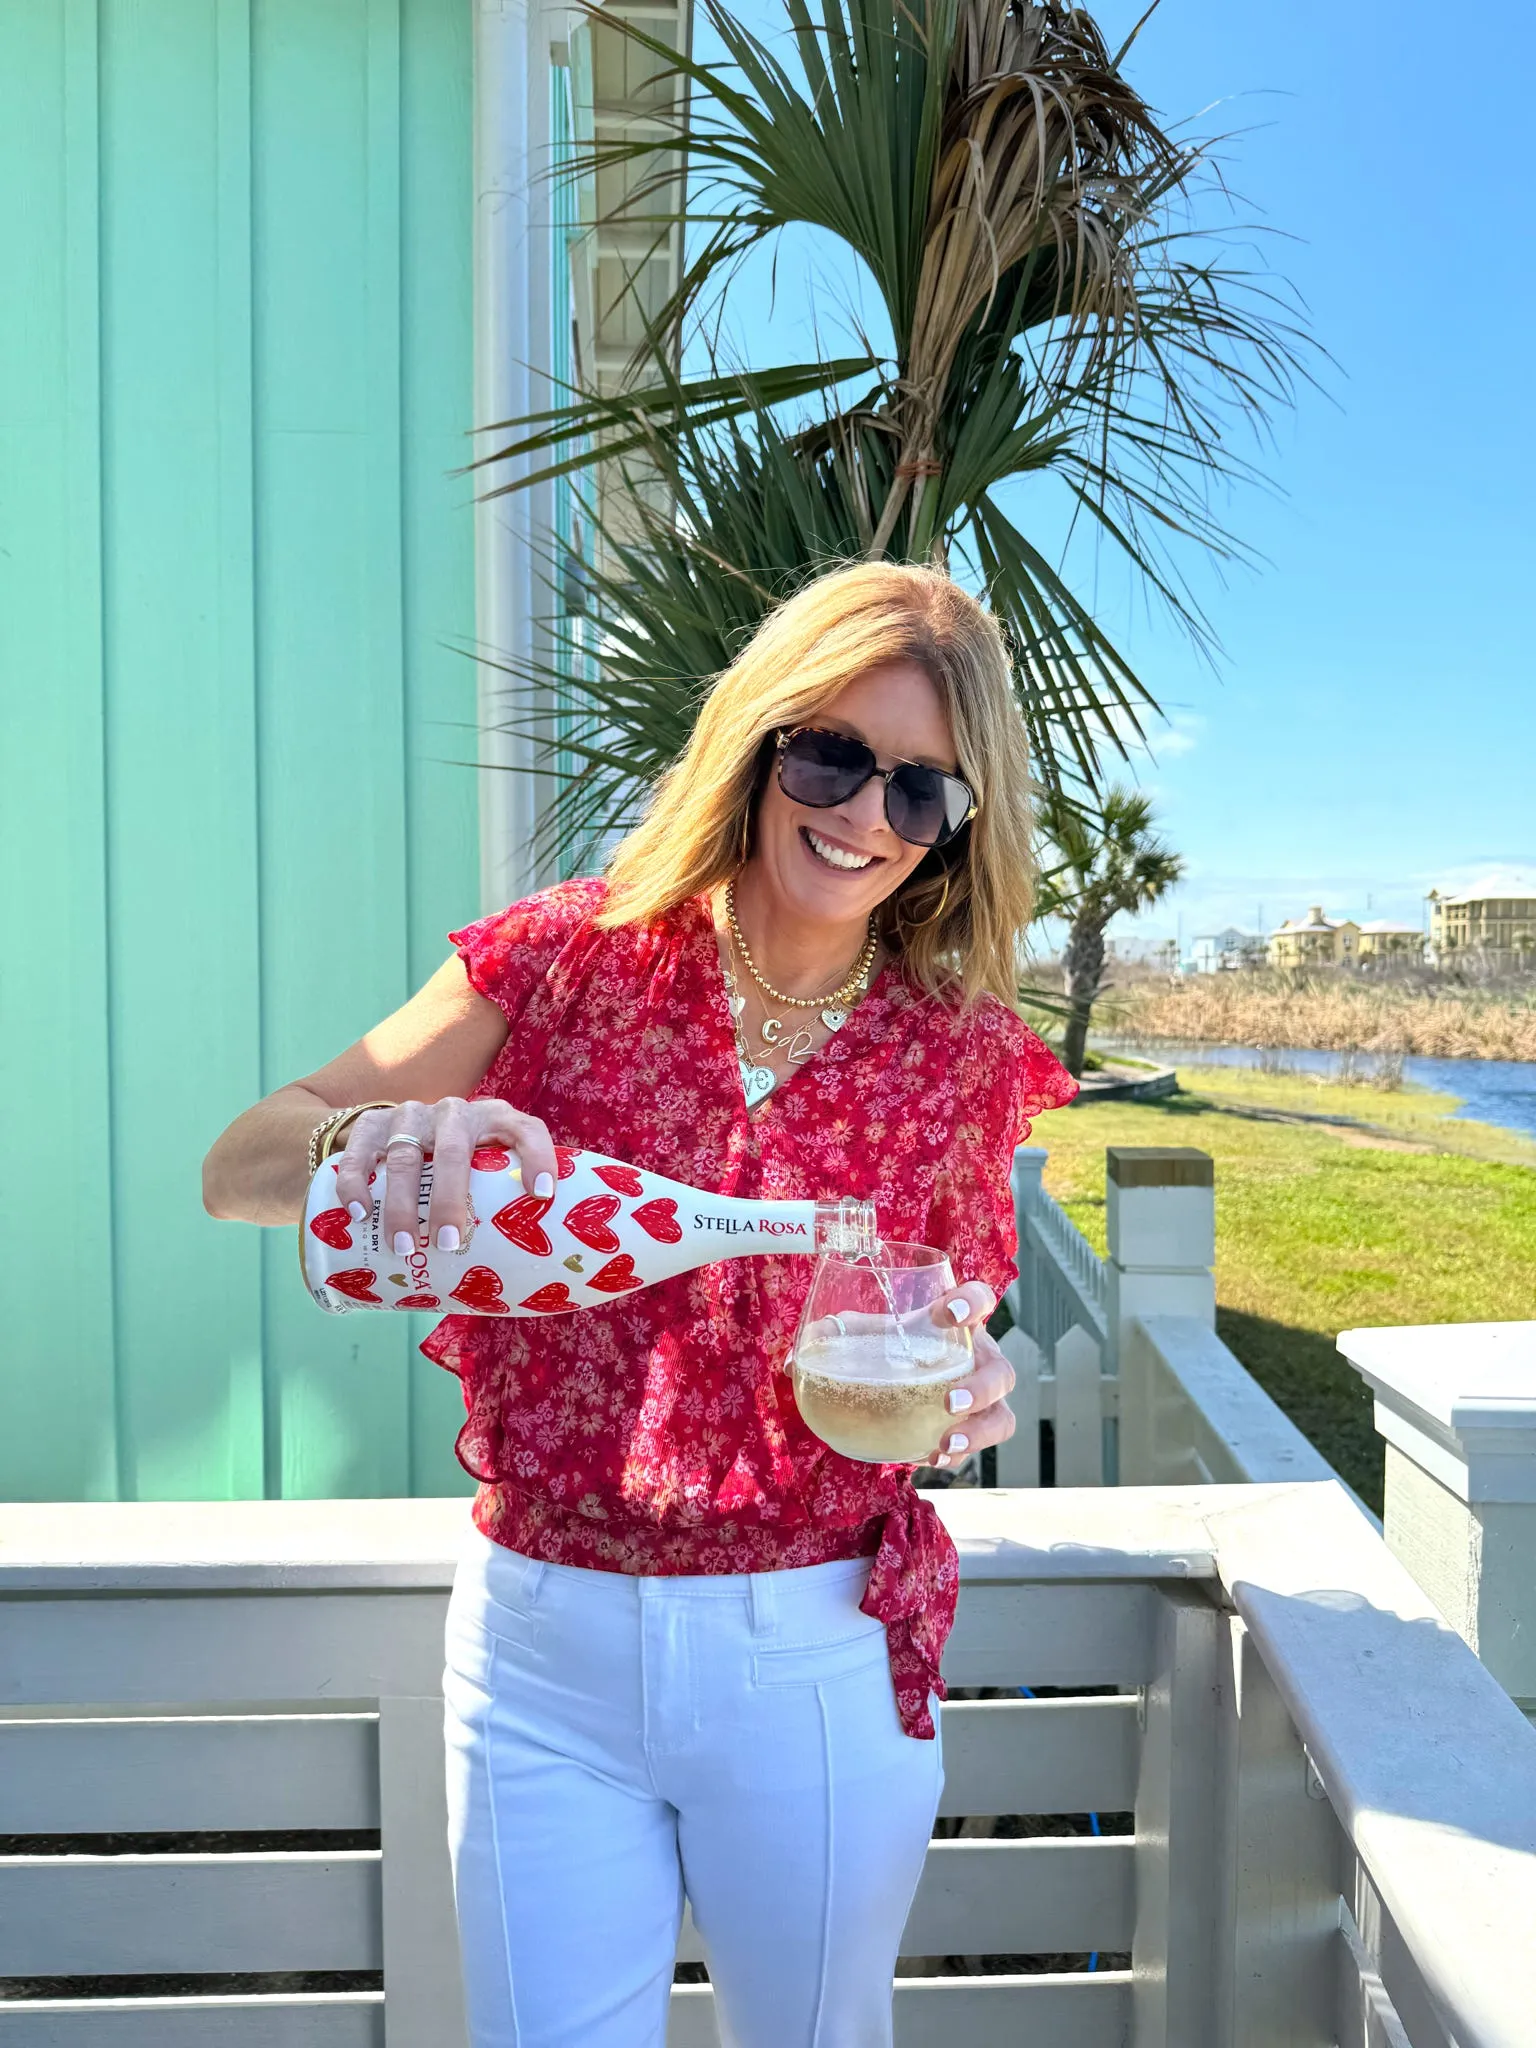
1338,1321,1536,1715
1110,1148,1215,1483
1107,1146,1216,1332
473,0,558,913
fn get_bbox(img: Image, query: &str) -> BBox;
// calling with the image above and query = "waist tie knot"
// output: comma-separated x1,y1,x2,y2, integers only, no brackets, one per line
859,1488,960,1739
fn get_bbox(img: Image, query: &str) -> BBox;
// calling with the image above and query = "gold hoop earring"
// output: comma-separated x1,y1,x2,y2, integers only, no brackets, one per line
736,805,752,867
899,865,951,931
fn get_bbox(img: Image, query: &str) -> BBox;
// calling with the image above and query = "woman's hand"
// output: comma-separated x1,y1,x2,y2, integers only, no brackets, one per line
331,1099,559,1258
926,1282,1014,1468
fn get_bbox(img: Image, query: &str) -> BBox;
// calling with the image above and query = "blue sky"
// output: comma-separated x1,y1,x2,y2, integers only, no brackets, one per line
685,0,1536,948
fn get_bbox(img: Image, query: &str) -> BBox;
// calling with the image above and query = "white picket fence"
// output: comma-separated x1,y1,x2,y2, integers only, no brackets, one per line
1000,1144,1341,1497
4,1486,1535,2046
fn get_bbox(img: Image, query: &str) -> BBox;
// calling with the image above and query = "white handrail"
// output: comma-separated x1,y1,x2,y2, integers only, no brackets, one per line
1204,1483,1536,2048
1120,1315,1340,1488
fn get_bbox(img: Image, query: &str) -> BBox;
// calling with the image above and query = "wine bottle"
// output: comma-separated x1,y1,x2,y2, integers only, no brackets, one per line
300,1145,878,1317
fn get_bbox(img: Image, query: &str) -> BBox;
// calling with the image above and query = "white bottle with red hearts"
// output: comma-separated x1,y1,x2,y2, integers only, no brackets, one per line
301,1144,878,1317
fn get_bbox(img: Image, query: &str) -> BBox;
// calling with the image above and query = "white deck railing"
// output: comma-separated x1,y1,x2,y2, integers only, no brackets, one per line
3,1487,1534,2046
1009,1147,1110,1356
1002,1144,1347,1498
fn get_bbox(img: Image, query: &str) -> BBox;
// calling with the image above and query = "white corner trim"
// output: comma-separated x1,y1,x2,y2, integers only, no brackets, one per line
472,0,555,914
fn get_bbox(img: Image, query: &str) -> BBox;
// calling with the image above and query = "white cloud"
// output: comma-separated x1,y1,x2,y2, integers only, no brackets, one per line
1095,703,1204,768
1154,716,1204,759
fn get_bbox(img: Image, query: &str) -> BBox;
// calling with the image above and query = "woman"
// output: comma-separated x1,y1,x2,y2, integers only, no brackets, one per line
203,560,1075,2048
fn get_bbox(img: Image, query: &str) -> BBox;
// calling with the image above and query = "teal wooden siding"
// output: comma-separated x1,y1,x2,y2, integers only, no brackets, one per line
0,0,479,1501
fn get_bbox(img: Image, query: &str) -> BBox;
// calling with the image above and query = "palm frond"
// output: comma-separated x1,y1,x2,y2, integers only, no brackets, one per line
473,0,1319,826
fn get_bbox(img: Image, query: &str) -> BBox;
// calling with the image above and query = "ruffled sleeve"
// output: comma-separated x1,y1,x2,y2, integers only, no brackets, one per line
449,876,608,1037
923,1000,1078,1301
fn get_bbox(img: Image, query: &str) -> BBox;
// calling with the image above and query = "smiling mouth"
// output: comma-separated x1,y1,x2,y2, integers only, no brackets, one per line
802,826,877,873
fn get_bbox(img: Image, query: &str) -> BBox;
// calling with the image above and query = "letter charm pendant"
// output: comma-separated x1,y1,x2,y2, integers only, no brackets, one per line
740,1058,776,1109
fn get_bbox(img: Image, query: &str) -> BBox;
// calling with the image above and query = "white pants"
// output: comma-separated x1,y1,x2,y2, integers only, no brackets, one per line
442,1526,943,2048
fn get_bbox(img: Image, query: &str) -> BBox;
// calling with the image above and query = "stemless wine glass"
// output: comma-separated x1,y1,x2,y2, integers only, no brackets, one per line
791,1243,973,1463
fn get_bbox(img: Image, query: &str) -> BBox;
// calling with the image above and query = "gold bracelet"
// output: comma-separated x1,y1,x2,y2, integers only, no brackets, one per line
307,1101,396,1180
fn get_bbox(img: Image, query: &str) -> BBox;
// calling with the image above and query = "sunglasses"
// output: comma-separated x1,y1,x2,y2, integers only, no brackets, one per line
774,726,977,849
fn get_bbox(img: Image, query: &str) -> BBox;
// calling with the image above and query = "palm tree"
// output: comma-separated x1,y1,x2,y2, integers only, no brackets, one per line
476,0,1312,863
1035,785,1184,1076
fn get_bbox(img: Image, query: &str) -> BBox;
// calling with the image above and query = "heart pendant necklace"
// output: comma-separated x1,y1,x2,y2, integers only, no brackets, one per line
718,887,875,1112
721,941,780,1108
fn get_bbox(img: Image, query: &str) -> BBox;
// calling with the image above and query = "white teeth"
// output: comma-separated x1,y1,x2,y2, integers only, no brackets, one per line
806,829,873,871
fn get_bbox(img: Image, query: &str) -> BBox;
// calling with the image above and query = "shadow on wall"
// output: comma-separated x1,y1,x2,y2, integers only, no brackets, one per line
1216,1308,1383,1515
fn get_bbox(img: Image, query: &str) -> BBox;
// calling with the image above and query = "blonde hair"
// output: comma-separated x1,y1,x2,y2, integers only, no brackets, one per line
600,561,1037,1007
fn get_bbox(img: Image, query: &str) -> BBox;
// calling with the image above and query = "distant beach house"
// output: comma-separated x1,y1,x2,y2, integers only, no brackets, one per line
1268,906,1360,969
1429,886,1536,965
1189,928,1266,973
1355,920,1426,964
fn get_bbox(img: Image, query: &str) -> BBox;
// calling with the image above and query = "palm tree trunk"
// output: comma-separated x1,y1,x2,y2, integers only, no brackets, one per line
1060,911,1107,1078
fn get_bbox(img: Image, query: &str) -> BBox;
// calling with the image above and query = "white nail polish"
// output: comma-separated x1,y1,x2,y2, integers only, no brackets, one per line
393,1231,414,1256
947,1433,970,1455
436,1225,461,1253
533,1172,555,1199
946,1387,974,1414
934,1453,952,1468
347,1202,367,1223
947,1297,970,1324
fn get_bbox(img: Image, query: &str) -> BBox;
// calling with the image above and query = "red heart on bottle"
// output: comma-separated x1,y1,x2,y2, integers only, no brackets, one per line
587,1253,644,1295
631,1197,682,1244
471,1146,511,1172
555,1146,578,1180
449,1266,511,1314
326,1268,383,1305
395,1292,442,1310
593,1162,644,1197
309,1207,354,1251
520,1281,576,1314
563,1194,622,1253
492,1192,554,1256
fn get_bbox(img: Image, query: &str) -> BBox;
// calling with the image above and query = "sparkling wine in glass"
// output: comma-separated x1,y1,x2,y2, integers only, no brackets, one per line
791,1244,973,1463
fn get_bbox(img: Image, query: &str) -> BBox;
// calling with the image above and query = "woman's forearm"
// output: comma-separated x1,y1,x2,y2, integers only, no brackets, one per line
203,1085,349,1228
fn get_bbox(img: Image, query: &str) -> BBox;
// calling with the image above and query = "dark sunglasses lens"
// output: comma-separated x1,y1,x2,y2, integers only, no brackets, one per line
888,764,971,846
779,730,872,808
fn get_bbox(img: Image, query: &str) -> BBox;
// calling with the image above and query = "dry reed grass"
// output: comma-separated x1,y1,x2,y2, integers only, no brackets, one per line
1102,974,1536,1063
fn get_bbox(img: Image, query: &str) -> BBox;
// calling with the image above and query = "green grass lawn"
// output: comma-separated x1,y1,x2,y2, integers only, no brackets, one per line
1034,1063,1536,1513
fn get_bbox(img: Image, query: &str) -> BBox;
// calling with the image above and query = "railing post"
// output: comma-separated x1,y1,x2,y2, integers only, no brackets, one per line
379,1695,469,2048
1008,1145,1047,1339
1134,1587,1223,2048
1338,1321,1536,1717
1212,1620,1339,2048
1109,1148,1216,1480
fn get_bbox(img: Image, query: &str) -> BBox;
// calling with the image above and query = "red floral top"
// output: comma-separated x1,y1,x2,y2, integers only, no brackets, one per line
421,879,1076,1735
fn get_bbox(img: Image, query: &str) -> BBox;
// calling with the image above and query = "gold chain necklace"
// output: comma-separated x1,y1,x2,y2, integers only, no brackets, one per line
720,884,878,1109
725,881,877,1010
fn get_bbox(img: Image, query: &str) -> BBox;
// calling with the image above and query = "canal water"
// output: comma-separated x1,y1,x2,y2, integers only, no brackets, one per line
1099,1041,1536,1145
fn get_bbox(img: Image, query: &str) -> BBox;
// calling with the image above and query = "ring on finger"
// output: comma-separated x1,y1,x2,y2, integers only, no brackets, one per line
385,1131,427,1152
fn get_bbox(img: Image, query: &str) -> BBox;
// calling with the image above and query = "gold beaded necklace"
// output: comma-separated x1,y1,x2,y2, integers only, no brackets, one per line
722,881,879,1108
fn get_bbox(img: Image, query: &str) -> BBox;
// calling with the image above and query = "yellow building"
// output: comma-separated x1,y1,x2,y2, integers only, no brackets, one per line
1268,906,1361,969
1355,920,1426,963
1429,888,1536,963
